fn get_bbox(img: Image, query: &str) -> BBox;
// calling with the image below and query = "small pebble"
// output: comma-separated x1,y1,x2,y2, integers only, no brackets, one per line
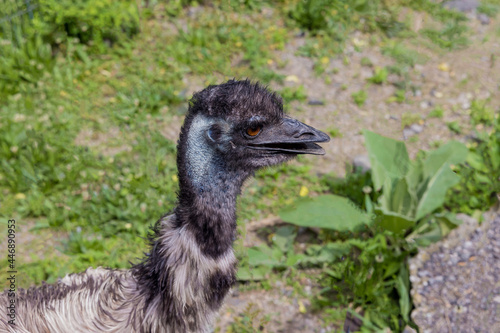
477,13,490,25
308,99,324,106
420,101,433,109
410,124,424,134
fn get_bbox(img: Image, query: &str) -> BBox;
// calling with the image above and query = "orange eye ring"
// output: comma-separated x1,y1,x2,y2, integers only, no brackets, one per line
246,126,262,137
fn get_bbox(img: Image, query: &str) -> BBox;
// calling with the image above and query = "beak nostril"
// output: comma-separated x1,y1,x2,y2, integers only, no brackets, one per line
294,131,315,139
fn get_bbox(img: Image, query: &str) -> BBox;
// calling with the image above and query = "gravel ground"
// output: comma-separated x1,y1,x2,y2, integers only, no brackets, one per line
410,208,500,333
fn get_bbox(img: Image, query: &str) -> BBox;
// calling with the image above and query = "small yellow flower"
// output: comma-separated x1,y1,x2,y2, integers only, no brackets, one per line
298,300,306,313
267,59,274,65
285,75,300,83
299,186,309,197
235,41,242,47
172,174,178,182
352,38,366,47
438,63,450,72
320,56,329,65
15,193,26,200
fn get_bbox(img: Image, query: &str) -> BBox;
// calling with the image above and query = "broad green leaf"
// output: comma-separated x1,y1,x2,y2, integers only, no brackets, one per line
415,165,461,220
303,242,352,265
363,130,410,190
466,151,487,171
285,253,305,266
423,140,468,178
375,208,414,234
410,219,442,247
435,212,462,236
380,177,415,217
279,194,371,231
406,158,425,200
248,246,280,267
236,265,270,281
382,261,401,279
474,172,492,184
272,226,296,253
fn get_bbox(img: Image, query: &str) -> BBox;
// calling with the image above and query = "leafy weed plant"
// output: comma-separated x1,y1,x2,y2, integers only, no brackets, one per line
352,90,367,107
279,131,468,330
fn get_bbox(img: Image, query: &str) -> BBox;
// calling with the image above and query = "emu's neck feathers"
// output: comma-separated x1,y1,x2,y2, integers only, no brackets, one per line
131,214,237,332
130,114,243,331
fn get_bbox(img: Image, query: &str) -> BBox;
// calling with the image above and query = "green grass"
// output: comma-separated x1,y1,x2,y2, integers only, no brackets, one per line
367,66,389,85
352,89,368,107
428,106,444,118
478,0,500,17
401,112,421,128
470,99,495,125
447,121,462,134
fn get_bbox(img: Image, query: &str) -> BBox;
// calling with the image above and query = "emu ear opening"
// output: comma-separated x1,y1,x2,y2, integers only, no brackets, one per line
207,124,223,143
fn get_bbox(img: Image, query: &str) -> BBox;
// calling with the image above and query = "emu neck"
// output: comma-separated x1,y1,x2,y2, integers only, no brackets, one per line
176,115,249,259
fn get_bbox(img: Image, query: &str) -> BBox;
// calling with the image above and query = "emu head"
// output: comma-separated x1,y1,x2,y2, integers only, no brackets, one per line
177,80,329,192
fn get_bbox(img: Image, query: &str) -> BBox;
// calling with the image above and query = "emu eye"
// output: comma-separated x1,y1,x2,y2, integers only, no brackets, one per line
246,126,262,137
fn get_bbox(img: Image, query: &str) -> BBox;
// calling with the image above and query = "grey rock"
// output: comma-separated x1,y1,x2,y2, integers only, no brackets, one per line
477,13,490,25
420,101,432,109
403,127,415,139
410,124,424,134
444,0,479,12
403,124,424,140
308,99,325,106
353,155,371,173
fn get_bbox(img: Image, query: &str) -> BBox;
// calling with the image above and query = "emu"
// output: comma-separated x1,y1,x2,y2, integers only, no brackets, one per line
0,80,329,333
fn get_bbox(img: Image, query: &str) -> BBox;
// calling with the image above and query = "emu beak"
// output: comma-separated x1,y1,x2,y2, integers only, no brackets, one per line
247,117,330,155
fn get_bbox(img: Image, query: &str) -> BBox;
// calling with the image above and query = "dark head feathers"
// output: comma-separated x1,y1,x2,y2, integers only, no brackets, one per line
188,79,284,124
